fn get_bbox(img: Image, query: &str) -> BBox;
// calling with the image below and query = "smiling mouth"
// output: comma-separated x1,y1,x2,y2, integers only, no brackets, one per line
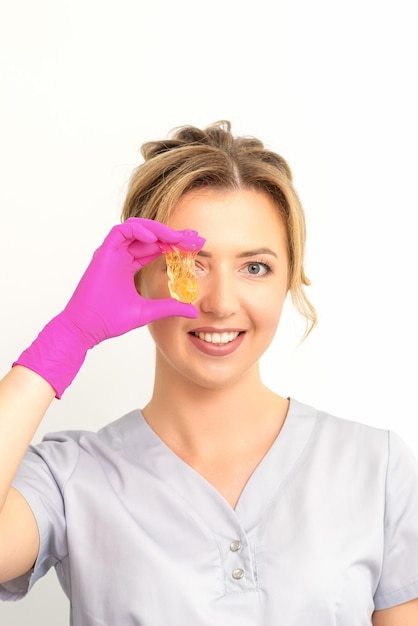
192,331,241,345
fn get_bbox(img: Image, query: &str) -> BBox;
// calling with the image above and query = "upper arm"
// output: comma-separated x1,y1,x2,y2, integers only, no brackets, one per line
373,598,418,625
0,487,40,584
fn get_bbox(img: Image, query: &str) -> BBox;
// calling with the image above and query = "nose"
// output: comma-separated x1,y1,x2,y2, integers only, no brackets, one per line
197,267,240,318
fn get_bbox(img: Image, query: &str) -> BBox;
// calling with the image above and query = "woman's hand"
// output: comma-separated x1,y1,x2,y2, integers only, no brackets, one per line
65,217,204,339
13,218,205,397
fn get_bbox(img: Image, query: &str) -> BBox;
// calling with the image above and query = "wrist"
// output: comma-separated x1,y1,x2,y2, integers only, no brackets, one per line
12,313,93,399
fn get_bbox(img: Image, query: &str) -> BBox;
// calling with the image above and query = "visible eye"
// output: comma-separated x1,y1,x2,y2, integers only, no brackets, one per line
245,261,272,276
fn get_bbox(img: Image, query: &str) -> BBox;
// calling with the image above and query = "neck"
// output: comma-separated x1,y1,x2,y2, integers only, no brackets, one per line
142,363,288,460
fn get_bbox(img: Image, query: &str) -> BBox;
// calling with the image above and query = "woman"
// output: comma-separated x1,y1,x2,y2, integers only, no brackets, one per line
1,122,417,625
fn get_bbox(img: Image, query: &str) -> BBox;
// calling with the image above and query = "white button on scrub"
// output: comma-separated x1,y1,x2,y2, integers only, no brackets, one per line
232,568,245,580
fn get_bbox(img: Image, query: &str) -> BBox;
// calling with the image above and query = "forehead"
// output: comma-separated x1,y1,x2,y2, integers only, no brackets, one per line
168,188,287,251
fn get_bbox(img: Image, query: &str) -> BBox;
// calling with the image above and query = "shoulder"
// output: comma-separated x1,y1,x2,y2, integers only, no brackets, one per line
41,408,143,448
290,397,389,444
290,397,418,482
19,409,144,480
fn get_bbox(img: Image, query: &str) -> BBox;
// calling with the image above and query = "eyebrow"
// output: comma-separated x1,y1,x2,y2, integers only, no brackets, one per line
197,247,278,258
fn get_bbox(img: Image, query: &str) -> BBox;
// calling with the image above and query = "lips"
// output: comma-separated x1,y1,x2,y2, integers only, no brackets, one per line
188,329,245,356
192,331,240,345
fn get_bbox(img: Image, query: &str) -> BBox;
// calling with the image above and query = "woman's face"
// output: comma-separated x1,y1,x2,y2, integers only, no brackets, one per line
139,187,289,391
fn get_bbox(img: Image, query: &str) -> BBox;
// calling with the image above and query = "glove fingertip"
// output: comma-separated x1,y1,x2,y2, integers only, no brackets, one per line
144,299,199,322
176,304,200,319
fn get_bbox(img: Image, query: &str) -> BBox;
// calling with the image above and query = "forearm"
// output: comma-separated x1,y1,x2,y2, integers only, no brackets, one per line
0,220,202,514
0,365,55,513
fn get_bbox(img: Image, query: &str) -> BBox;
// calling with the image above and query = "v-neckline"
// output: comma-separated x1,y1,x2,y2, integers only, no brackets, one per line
129,398,318,533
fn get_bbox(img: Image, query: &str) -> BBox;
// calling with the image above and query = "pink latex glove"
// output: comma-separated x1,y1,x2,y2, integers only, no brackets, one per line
13,218,205,398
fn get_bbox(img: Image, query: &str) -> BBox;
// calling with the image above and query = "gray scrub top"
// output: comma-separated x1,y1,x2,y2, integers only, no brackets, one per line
2,398,418,625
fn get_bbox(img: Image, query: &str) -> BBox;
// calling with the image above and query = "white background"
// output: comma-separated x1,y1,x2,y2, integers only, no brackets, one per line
1,0,417,623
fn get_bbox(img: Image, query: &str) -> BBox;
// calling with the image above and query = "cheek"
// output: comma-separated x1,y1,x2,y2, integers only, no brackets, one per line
252,288,287,331
137,262,170,299
263,306,284,332
146,317,183,355
134,270,142,295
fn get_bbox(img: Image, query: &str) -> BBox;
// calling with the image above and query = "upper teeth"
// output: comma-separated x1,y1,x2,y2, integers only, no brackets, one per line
195,331,239,344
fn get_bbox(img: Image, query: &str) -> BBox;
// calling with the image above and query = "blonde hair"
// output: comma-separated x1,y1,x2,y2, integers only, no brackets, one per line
121,120,317,335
